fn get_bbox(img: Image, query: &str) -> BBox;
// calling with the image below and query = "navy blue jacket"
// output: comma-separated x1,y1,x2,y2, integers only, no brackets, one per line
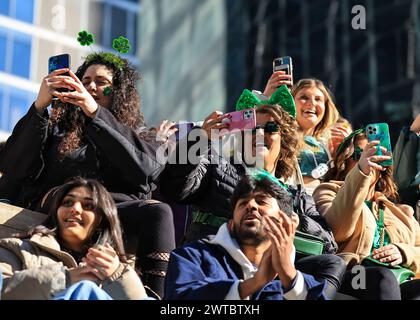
164,240,327,300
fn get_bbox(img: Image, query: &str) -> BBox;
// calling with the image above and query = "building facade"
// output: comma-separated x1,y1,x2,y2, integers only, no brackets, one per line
0,0,140,139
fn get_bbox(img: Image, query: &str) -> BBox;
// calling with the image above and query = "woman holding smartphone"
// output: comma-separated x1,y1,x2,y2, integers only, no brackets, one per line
0,52,175,298
263,75,348,194
161,102,347,299
313,131,420,299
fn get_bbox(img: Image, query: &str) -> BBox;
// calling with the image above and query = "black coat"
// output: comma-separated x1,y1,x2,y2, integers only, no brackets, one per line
0,104,163,209
160,142,338,254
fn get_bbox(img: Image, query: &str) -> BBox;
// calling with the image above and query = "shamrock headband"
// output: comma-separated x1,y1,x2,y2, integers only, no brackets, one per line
78,30,131,54
84,52,126,71
235,85,296,119
335,128,365,156
77,30,133,75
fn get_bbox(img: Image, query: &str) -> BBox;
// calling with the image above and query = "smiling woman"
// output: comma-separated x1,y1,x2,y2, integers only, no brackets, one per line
160,103,345,299
290,79,341,195
57,186,101,253
0,177,148,300
0,51,175,298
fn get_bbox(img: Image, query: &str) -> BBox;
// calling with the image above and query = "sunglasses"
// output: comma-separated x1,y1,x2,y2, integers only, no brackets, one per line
351,146,363,161
252,121,280,134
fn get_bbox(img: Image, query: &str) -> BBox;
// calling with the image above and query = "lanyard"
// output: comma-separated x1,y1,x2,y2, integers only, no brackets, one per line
365,200,386,248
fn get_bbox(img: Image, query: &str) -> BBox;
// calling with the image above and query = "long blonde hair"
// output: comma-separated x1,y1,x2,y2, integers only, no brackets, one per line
291,78,340,141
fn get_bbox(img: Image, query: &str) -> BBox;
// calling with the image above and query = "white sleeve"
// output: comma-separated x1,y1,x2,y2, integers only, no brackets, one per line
283,271,308,300
224,280,250,300
251,90,268,101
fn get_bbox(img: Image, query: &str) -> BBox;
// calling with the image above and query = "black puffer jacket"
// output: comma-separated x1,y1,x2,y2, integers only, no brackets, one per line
160,146,338,254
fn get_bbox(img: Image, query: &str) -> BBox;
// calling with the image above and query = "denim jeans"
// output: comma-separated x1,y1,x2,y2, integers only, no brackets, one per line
53,281,113,300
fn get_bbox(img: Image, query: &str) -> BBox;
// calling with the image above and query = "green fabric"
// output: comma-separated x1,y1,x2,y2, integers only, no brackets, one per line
235,85,296,118
362,201,414,284
362,256,415,284
365,201,390,251
247,169,289,193
192,211,229,229
294,231,324,256
298,136,329,177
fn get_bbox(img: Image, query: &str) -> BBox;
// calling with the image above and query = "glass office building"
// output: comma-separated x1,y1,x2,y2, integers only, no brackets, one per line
0,0,140,139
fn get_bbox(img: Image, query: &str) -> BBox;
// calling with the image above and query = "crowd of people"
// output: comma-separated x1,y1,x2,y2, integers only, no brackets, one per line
0,52,419,300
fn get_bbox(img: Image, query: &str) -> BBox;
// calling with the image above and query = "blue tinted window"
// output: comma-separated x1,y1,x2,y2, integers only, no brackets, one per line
9,88,28,131
0,1,10,16
110,7,127,48
0,87,4,131
11,32,31,78
0,34,6,71
14,0,34,23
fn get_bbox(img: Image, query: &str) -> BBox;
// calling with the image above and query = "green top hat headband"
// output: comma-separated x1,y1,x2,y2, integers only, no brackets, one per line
235,85,296,119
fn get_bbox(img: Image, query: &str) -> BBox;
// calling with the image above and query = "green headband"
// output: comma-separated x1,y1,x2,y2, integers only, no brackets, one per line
336,128,365,156
77,30,131,54
84,52,126,71
235,85,296,118
248,169,289,193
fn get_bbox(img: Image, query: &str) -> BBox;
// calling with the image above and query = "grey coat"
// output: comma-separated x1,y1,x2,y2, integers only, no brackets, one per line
0,233,146,300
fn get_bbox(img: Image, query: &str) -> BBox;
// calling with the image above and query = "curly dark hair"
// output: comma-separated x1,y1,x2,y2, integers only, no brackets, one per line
323,131,399,202
256,105,299,180
49,52,147,157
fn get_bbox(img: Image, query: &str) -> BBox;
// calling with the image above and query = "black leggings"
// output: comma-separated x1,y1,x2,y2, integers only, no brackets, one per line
295,254,347,299
117,200,175,299
400,279,420,300
340,266,401,300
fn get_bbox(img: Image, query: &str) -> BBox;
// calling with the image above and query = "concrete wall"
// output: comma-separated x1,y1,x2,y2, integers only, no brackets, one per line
138,0,227,126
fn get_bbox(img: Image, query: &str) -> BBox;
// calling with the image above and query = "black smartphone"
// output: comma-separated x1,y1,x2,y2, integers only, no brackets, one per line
48,54,71,93
273,56,293,76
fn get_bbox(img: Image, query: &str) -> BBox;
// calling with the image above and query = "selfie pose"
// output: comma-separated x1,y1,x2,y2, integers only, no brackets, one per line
262,63,349,193
0,52,175,298
161,92,346,299
314,129,420,299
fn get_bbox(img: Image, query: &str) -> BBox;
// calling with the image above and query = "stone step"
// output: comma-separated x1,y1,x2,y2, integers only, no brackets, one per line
0,203,46,238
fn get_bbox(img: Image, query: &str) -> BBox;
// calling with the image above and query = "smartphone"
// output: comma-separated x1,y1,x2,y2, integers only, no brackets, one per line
220,109,256,135
273,56,293,76
48,54,71,93
174,122,195,141
365,123,393,167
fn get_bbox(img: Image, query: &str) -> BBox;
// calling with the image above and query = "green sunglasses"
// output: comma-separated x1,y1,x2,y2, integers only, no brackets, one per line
351,146,363,161
252,121,280,134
